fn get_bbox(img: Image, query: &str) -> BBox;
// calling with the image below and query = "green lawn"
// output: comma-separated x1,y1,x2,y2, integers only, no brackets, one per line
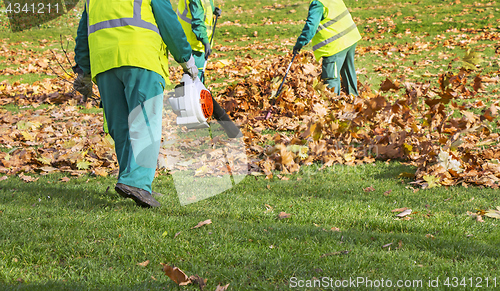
1,162,500,290
1,0,500,290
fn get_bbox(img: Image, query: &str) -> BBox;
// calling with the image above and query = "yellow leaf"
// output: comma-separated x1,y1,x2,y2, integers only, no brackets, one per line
312,122,323,141
103,134,115,147
403,143,413,154
214,59,231,69
423,175,441,188
77,160,91,170
343,152,355,163
21,131,35,141
484,207,500,219
37,156,51,165
194,165,209,177
462,47,483,70
63,140,76,149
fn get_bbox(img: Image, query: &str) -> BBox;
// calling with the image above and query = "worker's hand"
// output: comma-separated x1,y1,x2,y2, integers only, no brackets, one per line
203,42,212,59
73,72,93,102
180,55,199,79
214,7,222,17
292,45,301,56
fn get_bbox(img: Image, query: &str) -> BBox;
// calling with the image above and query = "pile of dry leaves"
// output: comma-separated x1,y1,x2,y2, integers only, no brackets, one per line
213,51,500,188
0,102,116,177
0,47,499,189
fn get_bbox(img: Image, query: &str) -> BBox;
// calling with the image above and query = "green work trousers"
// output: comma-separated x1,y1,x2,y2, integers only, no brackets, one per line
321,43,358,96
193,50,205,79
95,66,166,193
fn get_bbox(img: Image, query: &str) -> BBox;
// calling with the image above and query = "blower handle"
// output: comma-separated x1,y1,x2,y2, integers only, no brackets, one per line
201,6,221,83
265,51,298,119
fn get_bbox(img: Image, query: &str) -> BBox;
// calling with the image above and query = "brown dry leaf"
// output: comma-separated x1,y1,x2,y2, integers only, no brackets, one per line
161,263,191,286
94,168,108,177
0,176,8,181
466,211,485,222
19,173,39,183
331,227,340,232
60,177,70,182
396,209,412,217
391,207,408,213
191,219,212,229
278,212,292,219
425,234,435,239
137,260,150,267
482,103,498,121
300,122,317,139
383,189,392,196
380,78,400,92
216,283,230,291
279,146,294,167
363,186,375,192
174,231,182,238
264,203,273,213
188,274,207,290
313,102,328,117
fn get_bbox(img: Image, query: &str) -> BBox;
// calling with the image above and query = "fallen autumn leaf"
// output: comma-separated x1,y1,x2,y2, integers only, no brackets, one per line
191,219,212,229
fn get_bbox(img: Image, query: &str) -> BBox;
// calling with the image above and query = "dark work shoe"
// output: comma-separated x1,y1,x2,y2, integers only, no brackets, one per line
115,183,161,208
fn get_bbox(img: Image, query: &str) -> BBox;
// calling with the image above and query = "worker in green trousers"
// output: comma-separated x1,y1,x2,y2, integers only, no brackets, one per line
177,0,222,77
73,0,199,207
294,0,362,95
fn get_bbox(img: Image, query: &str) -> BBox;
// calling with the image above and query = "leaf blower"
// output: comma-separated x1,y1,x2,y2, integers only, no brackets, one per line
168,74,214,129
167,74,243,138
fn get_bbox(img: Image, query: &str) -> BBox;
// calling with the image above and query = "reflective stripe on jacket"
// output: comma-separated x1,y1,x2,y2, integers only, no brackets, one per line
86,0,169,80
311,0,361,61
177,0,214,53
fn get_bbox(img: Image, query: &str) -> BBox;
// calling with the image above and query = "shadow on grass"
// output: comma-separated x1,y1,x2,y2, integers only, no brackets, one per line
0,178,129,210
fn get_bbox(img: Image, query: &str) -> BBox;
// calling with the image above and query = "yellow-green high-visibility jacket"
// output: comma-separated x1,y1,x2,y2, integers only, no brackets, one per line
311,0,361,61
177,0,214,53
86,0,169,80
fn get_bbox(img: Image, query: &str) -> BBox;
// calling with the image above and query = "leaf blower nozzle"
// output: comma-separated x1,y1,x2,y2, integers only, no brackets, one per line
212,100,243,138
